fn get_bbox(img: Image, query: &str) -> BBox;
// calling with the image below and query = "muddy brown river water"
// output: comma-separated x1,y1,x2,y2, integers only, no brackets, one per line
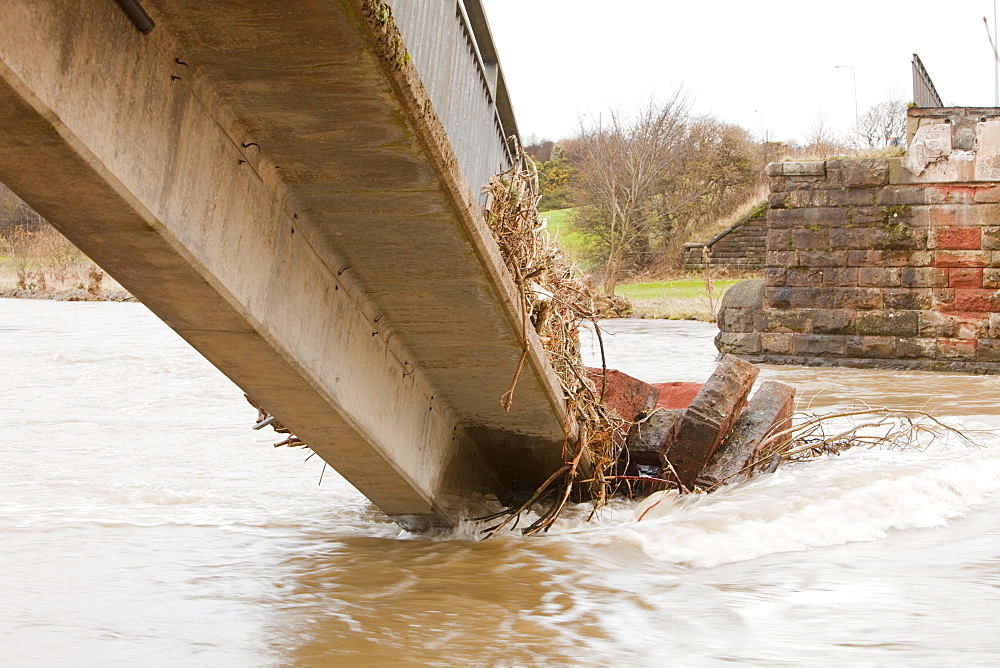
3,299,1000,665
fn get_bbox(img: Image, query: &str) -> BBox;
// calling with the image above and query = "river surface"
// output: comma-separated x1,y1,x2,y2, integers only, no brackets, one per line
3,299,1000,665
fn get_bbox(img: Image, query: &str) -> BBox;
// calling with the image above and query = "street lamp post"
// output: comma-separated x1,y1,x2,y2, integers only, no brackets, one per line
834,65,859,137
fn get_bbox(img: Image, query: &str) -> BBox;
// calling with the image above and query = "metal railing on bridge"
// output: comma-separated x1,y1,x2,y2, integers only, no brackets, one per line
912,53,943,108
387,0,519,202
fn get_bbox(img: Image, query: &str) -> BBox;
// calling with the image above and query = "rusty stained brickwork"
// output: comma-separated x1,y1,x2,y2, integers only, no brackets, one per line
717,157,1000,373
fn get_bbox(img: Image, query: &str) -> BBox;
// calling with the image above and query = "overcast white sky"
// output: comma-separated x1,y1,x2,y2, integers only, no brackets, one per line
480,0,1000,144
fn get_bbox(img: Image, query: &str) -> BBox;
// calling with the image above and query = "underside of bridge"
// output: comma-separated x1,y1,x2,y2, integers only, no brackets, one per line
0,0,569,528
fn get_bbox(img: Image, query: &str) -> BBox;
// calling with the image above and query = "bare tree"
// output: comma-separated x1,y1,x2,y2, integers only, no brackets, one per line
570,92,694,295
649,119,766,269
802,110,844,157
856,96,907,148
570,100,768,287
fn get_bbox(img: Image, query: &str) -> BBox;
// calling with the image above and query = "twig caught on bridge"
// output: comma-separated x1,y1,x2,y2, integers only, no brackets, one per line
481,141,632,535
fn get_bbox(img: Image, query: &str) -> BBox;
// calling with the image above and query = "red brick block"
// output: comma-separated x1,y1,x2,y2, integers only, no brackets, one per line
858,267,902,287
935,227,981,250
666,355,759,489
932,288,955,307
848,250,884,266
934,251,990,268
950,289,995,313
930,205,962,226
949,267,983,288
698,381,796,487
954,314,990,339
786,267,824,287
823,267,859,286
765,268,787,286
585,368,659,422
923,311,987,335
766,229,790,250
652,382,704,410
624,409,684,470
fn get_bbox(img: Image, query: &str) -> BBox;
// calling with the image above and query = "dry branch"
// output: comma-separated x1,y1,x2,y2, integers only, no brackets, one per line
701,407,985,492
480,141,631,534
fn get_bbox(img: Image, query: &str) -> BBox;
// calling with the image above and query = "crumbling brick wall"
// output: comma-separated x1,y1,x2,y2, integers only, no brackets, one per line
717,156,1000,373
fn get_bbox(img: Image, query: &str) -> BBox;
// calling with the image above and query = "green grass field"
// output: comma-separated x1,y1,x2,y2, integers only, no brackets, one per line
540,208,587,258
617,278,747,321
537,209,751,320
617,278,741,301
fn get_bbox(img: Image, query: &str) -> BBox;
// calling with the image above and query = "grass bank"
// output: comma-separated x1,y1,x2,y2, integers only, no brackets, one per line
617,276,746,322
539,208,757,321
540,208,589,266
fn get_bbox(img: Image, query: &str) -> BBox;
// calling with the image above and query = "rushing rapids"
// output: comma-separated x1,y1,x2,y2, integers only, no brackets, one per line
3,299,1000,664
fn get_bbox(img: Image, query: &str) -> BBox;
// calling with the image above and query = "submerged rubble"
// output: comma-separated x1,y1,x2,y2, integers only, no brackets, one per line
597,355,796,495
598,354,981,526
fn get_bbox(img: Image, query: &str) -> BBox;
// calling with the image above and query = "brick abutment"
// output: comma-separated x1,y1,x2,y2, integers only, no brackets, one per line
717,148,1000,373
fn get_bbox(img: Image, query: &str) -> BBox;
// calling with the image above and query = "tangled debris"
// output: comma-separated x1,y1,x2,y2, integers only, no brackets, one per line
477,145,632,535
246,394,304,448
752,406,981,468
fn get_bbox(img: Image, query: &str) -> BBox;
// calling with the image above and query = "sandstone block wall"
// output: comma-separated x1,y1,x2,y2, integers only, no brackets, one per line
717,156,1000,373
683,205,767,273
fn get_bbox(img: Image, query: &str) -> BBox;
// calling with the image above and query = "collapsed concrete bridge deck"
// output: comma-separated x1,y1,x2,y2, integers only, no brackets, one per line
0,0,570,528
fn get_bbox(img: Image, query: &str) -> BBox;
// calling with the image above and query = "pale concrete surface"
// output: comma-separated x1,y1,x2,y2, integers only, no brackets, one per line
0,0,569,527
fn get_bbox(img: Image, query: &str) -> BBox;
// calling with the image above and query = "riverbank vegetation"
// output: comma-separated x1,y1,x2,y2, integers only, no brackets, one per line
0,222,131,301
542,207,750,322
0,182,131,300
529,92,913,304
528,92,775,297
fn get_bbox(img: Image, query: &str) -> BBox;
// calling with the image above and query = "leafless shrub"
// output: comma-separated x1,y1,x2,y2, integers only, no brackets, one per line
33,225,88,286
0,222,128,299
87,266,105,297
856,95,907,149
570,92,770,293
701,407,986,492
798,110,851,159
1,225,37,289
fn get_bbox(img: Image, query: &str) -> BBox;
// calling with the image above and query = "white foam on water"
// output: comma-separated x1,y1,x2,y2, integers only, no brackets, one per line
561,444,1000,568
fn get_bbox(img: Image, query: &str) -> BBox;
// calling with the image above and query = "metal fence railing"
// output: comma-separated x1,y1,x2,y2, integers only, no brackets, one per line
912,53,943,108
386,0,520,202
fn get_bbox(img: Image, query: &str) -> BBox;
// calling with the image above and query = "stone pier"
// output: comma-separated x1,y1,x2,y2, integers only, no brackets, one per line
718,109,1000,373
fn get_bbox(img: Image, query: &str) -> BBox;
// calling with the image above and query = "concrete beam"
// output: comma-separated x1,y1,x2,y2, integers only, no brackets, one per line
0,0,569,527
